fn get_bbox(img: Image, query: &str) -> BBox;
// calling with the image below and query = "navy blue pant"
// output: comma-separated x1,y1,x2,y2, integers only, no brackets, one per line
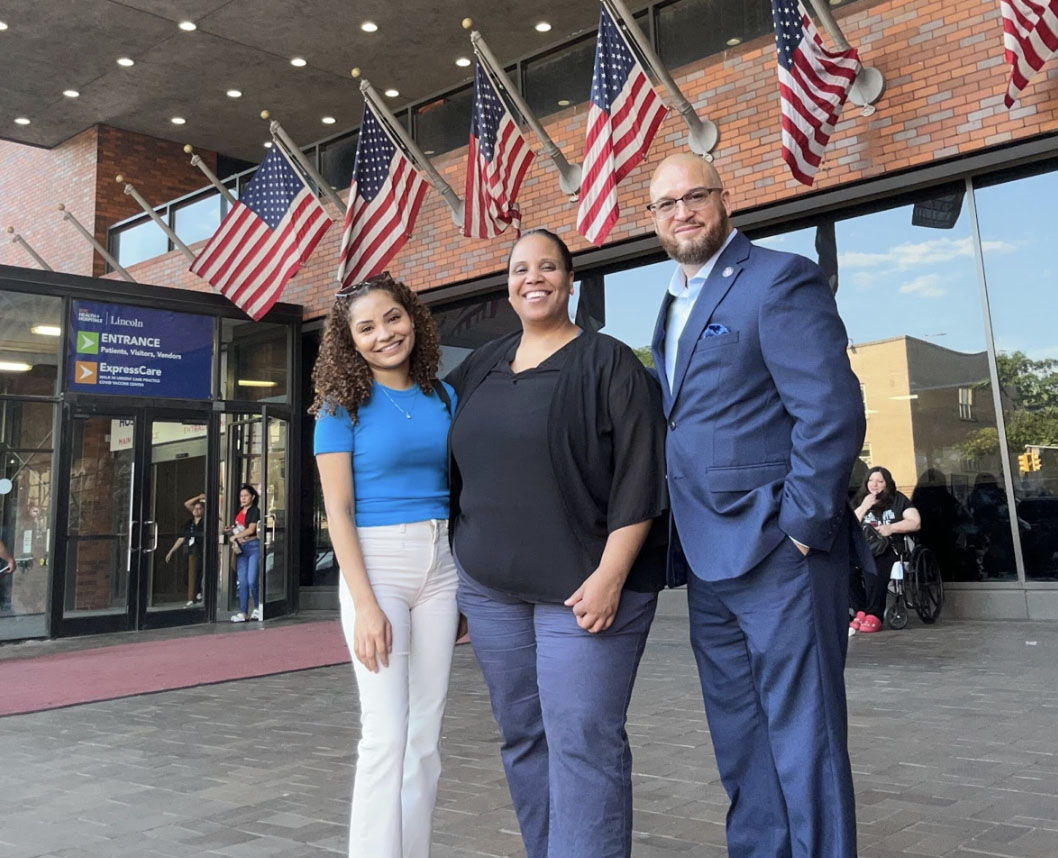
687,537,857,858
457,569,657,858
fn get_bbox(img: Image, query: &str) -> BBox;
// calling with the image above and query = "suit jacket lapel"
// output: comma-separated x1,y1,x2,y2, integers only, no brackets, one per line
669,231,751,405
651,292,674,407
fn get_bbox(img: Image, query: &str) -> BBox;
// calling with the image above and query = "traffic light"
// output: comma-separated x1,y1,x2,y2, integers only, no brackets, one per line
1018,452,1032,473
1029,449,1041,472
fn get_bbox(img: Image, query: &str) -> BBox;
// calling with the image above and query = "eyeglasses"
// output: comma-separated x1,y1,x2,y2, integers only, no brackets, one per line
336,270,391,297
646,187,722,219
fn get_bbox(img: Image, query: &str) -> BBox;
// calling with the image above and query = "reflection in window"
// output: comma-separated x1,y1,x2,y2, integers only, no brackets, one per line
0,290,62,396
114,218,168,267
975,163,1058,580
0,401,54,638
415,86,475,159
755,185,1011,581
220,319,289,403
174,193,223,247
320,132,358,190
658,0,772,68
524,36,596,121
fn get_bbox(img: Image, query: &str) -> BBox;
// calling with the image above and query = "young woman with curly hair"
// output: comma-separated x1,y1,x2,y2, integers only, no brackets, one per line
311,272,458,858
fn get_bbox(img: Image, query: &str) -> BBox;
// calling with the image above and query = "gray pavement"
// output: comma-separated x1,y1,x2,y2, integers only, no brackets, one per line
1,591,1056,858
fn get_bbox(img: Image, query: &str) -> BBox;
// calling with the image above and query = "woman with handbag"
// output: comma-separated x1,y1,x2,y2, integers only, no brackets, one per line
311,272,458,858
850,466,921,633
227,484,261,622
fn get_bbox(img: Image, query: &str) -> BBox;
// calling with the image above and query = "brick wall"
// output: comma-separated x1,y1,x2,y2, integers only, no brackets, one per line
21,0,1058,316
0,126,216,279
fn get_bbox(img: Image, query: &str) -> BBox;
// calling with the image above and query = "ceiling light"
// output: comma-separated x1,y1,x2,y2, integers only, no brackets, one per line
360,21,378,33
237,379,277,387
178,21,197,31
31,325,61,337
725,36,742,46
322,116,336,124
117,57,135,67
557,99,571,107
226,89,242,98
535,21,552,33
290,57,307,67
171,116,186,125
384,88,399,98
456,57,471,68
0,21,7,31
14,117,30,126
63,89,80,98
423,149,436,155
0,362,32,373
263,141,273,148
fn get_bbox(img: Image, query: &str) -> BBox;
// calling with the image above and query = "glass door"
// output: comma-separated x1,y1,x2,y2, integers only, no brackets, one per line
54,405,214,636
263,412,290,616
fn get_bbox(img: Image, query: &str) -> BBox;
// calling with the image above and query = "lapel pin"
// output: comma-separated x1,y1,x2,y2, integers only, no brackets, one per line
722,266,734,277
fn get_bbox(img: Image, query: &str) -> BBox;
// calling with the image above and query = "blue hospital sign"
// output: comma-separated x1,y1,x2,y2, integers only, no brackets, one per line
67,301,213,399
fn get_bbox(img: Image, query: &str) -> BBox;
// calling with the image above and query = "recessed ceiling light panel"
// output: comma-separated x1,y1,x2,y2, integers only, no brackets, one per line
14,117,30,125
178,21,197,31
535,21,552,33
290,57,307,67
384,88,399,97
0,21,8,31
171,117,186,125
361,21,378,33
117,57,134,67
264,141,273,148
226,89,242,98
456,57,471,68
322,116,336,124
63,89,80,98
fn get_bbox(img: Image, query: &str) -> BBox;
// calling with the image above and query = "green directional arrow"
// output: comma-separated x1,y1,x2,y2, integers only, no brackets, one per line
77,331,99,354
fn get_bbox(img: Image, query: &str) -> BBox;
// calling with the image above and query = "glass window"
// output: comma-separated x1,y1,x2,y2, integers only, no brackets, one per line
220,318,289,403
0,290,63,396
524,36,596,121
320,132,358,190
433,293,521,376
173,193,222,247
415,85,475,158
0,401,55,639
974,163,1058,581
658,0,772,69
756,184,1011,581
113,218,168,268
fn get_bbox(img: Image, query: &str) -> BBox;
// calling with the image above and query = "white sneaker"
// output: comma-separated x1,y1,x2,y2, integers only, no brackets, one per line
230,612,246,623
250,606,263,621
848,626,857,638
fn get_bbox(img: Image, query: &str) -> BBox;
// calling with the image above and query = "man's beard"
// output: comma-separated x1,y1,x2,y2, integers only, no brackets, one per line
660,215,732,266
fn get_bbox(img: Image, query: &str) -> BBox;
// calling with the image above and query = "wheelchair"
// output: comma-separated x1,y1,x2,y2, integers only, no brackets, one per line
884,535,944,630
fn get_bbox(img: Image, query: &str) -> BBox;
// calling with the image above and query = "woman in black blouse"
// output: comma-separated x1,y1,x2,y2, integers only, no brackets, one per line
446,229,668,858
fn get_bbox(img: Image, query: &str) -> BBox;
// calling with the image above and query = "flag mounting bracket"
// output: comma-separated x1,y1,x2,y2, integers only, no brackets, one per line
805,0,885,116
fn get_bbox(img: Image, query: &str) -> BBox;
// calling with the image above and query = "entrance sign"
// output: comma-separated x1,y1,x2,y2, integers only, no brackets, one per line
67,301,213,399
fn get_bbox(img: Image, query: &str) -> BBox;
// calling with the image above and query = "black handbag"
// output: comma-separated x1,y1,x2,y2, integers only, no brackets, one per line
861,523,890,557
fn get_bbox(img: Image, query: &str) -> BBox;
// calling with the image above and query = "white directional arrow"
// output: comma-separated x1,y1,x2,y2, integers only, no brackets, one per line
78,364,94,381
78,333,95,351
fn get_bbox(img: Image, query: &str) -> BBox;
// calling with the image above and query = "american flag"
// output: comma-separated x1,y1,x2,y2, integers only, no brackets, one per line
1001,0,1058,108
771,0,861,186
189,146,331,320
337,102,428,290
576,4,667,247
463,62,535,239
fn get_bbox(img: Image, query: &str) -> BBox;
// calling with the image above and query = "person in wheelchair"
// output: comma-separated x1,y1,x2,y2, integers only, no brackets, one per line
850,467,921,633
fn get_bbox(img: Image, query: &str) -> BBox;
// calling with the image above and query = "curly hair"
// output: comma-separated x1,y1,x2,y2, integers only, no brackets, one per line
309,273,442,422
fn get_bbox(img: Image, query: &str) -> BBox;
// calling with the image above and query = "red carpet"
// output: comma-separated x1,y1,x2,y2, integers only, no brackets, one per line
0,620,350,717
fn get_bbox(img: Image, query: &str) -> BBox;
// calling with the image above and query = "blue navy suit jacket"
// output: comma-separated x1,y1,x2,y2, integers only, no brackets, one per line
651,230,867,585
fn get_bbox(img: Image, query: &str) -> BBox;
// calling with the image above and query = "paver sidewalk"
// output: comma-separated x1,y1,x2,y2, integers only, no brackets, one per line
1,592,1055,857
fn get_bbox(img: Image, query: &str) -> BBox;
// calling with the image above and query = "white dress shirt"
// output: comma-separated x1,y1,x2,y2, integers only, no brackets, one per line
663,228,737,390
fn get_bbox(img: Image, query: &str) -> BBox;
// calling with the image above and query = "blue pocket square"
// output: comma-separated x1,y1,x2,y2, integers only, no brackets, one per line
704,323,729,337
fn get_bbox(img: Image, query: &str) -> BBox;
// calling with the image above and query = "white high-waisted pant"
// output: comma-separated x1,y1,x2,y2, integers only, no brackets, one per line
338,519,459,858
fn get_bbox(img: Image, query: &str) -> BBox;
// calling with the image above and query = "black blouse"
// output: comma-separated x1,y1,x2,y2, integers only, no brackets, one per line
447,331,669,601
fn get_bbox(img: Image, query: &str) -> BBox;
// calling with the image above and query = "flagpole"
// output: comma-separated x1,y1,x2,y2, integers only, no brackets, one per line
802,0,884,114
5,227,53,271
263,113,347,215
116,176,195,261
468,27,582,197
184,145,237,206
354,71,465,227
603,0,718,158
57,204,135,282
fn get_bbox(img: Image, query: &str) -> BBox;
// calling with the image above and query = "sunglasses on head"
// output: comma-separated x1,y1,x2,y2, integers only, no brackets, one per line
336,270,391,298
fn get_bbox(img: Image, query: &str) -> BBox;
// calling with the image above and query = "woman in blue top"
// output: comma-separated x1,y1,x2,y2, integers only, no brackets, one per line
311,272,458,858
